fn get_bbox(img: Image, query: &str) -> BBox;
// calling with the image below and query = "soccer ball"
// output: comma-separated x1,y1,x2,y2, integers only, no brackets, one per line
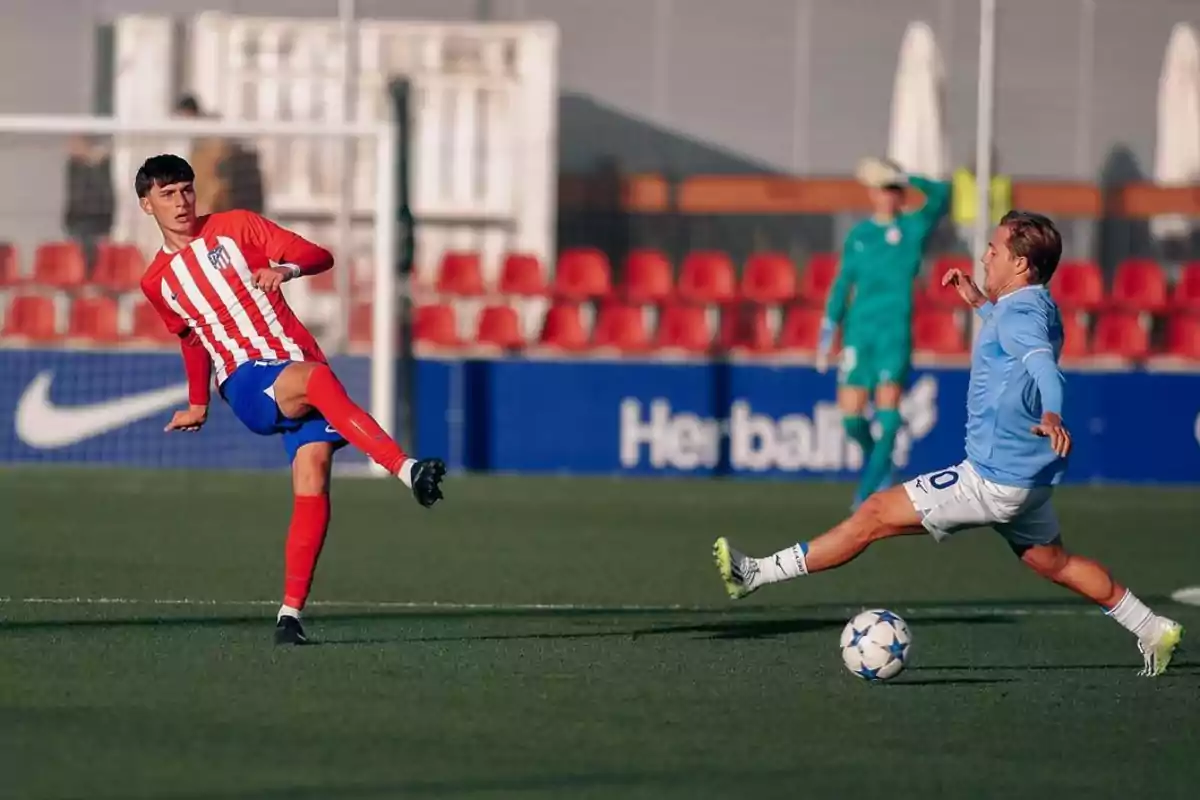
840,609,912,681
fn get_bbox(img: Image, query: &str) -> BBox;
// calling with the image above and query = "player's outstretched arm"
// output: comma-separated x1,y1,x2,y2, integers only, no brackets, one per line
941,267,988,311
997,306,1071,457
907,174,952,238
165,330,212,432
818,246,857,374
234,210,334,293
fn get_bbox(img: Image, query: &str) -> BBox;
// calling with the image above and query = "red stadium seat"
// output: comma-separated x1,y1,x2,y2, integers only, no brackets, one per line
678,251,736,304
621,249,674,304
553,248,612,300
655,304,712,353
0,243,20,286
1049,260,1104,312
1060,312,1090,363
740,252,797,304
349,302,373,345
498,253,546,296
91,243,144,292
130,300,177,343
592,303,651,353
475,304,524,350
1171,262,1200,312
1092,311,1149,361
3,293,59,340
778,306,823,352
1161,314,1200,360
32,241,86,289
800,253,839,304
67,296,120,342
719,304,775,353
538,303,590,351
1109,259,1168,312
414,303,462,348
436,251,485,297
309,266,336,293
913,310,967,356
921,255,973,309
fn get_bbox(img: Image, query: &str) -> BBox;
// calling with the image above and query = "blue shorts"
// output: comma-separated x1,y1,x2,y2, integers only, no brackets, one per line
220,359,348,462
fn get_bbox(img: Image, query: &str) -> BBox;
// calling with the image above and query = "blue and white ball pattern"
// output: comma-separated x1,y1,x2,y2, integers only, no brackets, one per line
840,609,912,681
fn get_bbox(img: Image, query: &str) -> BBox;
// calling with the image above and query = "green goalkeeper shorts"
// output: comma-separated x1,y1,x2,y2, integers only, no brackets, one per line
838,337,912,390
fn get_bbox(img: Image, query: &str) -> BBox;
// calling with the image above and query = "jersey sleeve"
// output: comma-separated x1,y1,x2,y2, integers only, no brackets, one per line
141,275,212,405
178,333,213,406
999,305,1064,415
823,233,858,325
906,175,952,241
233,210,333,275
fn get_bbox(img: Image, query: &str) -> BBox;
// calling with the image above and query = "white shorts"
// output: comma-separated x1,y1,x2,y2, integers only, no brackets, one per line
902,460,1060,548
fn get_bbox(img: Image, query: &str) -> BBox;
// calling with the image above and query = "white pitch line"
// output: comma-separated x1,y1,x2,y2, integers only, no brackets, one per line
1172,586,1200,607
0,597,706,612
0,596,1116,617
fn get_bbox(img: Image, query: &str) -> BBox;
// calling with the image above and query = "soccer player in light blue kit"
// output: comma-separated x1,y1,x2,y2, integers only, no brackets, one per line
714,211,1183,677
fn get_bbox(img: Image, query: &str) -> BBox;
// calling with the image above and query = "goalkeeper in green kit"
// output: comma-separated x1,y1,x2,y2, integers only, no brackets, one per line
817,157,950,509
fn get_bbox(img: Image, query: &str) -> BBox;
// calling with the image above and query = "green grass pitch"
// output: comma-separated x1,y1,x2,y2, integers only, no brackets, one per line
1,467,1198,799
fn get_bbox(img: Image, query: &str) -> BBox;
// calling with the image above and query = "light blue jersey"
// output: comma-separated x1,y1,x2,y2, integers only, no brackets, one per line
965,285,1067,488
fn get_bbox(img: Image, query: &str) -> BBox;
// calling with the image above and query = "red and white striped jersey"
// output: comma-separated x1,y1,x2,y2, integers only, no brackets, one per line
141,210,331,384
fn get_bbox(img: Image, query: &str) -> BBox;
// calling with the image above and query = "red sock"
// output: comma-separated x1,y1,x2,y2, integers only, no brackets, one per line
306,363,409,474
283,494,331,610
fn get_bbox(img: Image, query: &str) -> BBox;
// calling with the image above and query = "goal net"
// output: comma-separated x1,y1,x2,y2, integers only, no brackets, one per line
0,12,558,474
0,118,398,472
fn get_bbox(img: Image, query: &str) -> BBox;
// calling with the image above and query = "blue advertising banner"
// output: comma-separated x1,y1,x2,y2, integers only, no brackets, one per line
2,349,1199,484
416,358,1200,484
0,349,369,469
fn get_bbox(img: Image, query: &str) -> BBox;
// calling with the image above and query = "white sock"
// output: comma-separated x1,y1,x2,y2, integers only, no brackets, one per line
1105,590,1156,639
756,543,809,586
397,458,417,488
278,604,302,621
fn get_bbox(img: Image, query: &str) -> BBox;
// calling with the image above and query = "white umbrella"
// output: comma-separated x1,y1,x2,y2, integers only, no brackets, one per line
1151,23,1200,241
887,21,948,179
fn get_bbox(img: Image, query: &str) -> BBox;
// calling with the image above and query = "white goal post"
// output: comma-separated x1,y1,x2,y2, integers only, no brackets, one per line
0,114,402,458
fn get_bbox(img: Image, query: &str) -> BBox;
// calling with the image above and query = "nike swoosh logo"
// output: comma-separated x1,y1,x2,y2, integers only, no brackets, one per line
15,370,189,449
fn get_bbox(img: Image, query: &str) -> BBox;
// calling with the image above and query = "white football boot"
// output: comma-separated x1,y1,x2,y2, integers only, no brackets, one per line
712,537,762,600
1137,617,1184,677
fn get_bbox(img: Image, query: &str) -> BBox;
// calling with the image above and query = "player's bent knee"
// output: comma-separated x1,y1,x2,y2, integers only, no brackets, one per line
1019,542,1068,577
855,486,924,541
292,441,334,495
874,382,902,410
275,362,323,419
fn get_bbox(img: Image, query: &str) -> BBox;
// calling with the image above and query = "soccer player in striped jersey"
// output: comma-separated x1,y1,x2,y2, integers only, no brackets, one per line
715,211,1183,677
137,154,446,646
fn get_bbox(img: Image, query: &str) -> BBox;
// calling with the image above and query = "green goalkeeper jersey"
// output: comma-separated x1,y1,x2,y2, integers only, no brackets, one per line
823,175,951,341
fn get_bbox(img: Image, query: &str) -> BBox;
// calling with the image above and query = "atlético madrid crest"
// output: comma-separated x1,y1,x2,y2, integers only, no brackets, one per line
207,244,233,270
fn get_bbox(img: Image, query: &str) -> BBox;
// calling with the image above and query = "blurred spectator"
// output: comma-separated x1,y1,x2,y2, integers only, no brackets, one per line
175,95,264,216
63,135,114,272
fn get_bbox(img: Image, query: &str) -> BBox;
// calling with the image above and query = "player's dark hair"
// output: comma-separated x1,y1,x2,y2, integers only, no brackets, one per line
135,154,195,198
1000,210,1062,284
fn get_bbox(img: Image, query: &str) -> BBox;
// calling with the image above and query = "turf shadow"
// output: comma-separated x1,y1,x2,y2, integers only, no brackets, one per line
632,612,1014,641
370,611,1014,645
888,676,1017,686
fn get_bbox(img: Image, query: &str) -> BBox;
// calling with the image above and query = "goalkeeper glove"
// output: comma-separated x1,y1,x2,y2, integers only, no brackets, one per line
816,319,836,374
409,457,447,508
